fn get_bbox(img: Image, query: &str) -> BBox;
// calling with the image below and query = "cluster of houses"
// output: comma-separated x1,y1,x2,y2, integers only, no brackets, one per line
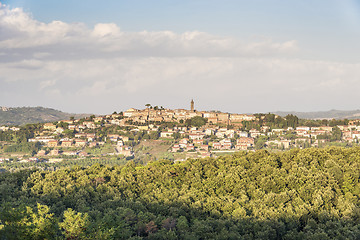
123,101,256,126
25,127,135,158
3,101,360,163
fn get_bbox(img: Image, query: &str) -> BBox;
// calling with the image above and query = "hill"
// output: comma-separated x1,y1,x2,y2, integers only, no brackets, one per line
1,147,360,239
0,106,91,125
273,109,360,120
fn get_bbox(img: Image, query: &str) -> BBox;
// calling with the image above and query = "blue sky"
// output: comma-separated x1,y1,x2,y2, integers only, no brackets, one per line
1,0,360,114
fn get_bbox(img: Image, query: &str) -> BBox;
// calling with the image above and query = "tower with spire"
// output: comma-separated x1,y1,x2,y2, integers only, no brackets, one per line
191,99,195,112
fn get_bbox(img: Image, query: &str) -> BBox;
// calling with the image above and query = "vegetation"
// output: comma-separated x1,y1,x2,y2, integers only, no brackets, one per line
0,107,90,126
1,147,360,239
186,116,208,128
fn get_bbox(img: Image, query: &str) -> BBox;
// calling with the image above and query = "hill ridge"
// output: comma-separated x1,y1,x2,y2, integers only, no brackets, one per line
0,106,91,125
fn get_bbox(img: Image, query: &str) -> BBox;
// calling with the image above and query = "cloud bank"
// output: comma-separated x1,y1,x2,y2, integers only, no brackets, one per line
0,3,359,114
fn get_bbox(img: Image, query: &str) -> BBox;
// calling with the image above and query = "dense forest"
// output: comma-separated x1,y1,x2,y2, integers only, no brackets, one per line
1,147,360,239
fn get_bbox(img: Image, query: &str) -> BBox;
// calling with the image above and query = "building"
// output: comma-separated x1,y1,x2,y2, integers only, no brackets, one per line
61,140,73,148
47,140,59,148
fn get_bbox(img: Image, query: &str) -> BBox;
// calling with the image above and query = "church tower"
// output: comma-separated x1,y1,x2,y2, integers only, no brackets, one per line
191,99,195,112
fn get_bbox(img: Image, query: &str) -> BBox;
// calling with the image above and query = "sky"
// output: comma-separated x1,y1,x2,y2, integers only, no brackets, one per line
1,0,360,114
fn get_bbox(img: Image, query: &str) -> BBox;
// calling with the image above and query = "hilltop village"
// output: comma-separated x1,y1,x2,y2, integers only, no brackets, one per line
1,101,360,165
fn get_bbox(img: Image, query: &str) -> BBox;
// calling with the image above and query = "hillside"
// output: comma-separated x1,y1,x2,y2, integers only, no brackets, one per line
0,106,91,126
273,109,360,120
1,147,360,239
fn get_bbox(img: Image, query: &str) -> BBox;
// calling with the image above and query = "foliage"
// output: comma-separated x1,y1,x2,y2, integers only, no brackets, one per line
185,116,208,128
4,142,41,154
1,147,360,239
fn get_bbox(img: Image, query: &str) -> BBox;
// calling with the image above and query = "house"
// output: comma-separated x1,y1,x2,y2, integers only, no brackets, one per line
272,129,285,134
89,142,98,148
249,129,261,138
235,143,248,150
199,145,209,151
78,151,88,157
237,131,249,137
117,146,133,157
124,108,139,117
37,150,46,156
48,158,63,163
55,127,64,134
204,128,214,135
342,130,352,139
337,125,349,131
120,136,129,142
311,130,326,139
49,149,59,156
0,126,9,131
86,133,96,141
75,133,87,138
261,126,270,132
43,123,56,131
28,136,54,143
189,133,204,140
296,126,310,131
280,140,292,149
61,120,74,124
108,134,120,141
160,131,174,138
220,139,232,150
352,131,360,139
312,126,333,132
215,131,226,138
193,139,204,145
75,139,87,147
186,144,195,151
47,140,59,148
172,144,181,152
225,130,235,138
94,117,104,122
61,140,73,148
83,121,96,129
236,137,254,147
63,151,78,156
295,129,308,136
212,142,222,150
68,125,77,131
179,139,188,148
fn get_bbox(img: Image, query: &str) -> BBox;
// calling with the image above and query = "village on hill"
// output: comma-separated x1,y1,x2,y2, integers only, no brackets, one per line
1,100,360,165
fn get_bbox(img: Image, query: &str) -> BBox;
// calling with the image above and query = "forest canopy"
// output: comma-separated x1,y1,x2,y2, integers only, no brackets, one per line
1,147,360,239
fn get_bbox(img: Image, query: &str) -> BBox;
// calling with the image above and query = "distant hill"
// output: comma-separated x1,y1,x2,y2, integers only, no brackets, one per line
273,109,360,120
0,106,91,126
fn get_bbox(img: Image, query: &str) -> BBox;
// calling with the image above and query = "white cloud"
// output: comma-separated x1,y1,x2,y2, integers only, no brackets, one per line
0,3,359,114
92,23,121,37
0,4,298,57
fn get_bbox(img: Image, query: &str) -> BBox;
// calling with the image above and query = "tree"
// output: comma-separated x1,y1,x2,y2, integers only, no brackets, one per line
59,208,90,239
186,116,208,128
255,136,267,149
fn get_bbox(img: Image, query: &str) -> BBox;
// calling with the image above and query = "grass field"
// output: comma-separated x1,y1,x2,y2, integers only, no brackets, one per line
134,139,174,160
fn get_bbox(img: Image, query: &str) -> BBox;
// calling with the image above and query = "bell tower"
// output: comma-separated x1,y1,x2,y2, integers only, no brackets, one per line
191,99,195,112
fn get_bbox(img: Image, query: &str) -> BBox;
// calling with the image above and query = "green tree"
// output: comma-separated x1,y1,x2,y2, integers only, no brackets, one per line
59,208,90,239
186,116,208,128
